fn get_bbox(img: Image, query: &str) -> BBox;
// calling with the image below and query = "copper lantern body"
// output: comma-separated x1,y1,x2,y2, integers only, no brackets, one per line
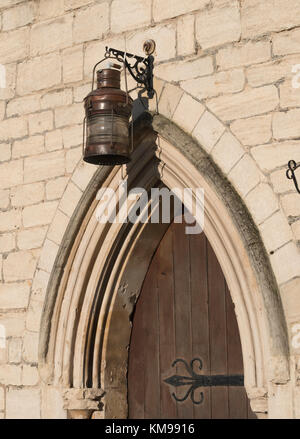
83,66,133,166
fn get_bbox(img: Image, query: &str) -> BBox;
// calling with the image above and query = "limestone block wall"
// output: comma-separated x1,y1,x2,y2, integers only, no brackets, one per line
0,0,299,418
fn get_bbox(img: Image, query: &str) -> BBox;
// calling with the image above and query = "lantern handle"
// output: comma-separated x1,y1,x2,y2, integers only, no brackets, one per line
91,56,108,91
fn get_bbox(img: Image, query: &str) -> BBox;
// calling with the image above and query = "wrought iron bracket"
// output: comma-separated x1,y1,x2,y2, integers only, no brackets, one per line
286,160,300,194
105,46,155,99
164,358,244,405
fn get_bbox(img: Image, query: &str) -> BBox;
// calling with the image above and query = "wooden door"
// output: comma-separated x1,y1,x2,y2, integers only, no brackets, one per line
128,220,256,419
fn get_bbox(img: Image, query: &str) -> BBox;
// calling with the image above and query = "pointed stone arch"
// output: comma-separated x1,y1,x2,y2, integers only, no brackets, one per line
32,109,290,418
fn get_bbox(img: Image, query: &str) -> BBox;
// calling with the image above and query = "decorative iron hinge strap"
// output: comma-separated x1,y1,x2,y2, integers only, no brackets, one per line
164,358,244,405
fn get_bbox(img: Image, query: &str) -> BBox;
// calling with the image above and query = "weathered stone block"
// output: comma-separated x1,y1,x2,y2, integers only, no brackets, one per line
0,233,15,253
173,93,205,134
0,117,28,141
158,83,183,119
111,0,151,33
12,135,44,159
6,388,40,419
22,364,39,386
279,80,300,109
24,151,65,183
270,169,292,194
59,181,82,217
38,239,59,273
71,161,96,191
3,250,38,282
196,2,241,49
73,83,90,103
8,338,22,363
211,131,244,174
181,68,245,100
23,331,39,363
281,193,300,217
30,14,73,56
230,115,272,146
281,278,300,322
0,364,22,385
41,89,72,110
66,147,81,173
0,159,23,189
22,200,58,228
207,85,278,121
17,226,47,250
74,3,109,44
273,28,300,56
245,183,278,224
0,209,22,232
47,210,69,245
270,242,300,285
62,124,82,148
273,109,300,140
241,0,300,38
259,211,293,253
192,111,225,153
38,0,64,20
0,144,11,162
7,95,40,117
0,28,29,64
0,189,9,209
216,40,271,70
156,56,214,83
247,55,299,88
28,111,53,135
26,299,44,333
154,0,209,21
2,1,35,31
55,104,84,128
10,182,44,207
251,140,300,172
0,283,30,309
17,54,61,95
228,154,262,197
45,130,63,152
45,176,69,200
177,15,195,57
0,313,25,337
31,269,49,302
63,45,83,84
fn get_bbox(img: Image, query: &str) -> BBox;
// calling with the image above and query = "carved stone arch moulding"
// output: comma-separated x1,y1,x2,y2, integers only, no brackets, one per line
37,112,289,419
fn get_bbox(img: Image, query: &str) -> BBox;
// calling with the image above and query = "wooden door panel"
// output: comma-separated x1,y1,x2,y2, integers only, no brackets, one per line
128,220,256,419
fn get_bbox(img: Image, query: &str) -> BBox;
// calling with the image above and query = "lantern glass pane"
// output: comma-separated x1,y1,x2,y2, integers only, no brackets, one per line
86,113,129,146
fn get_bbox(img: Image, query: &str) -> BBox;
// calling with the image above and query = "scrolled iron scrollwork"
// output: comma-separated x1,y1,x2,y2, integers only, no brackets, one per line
286,160,300,194
104,46,154,98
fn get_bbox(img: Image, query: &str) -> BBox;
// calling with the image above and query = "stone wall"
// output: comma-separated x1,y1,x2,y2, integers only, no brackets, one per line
0,0,299,418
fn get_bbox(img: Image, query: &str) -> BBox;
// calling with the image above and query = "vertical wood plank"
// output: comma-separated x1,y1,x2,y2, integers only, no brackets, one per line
157,226,177,418
207,240,229,419
172,220,194,418
190,232,211,418
143,256,161,418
